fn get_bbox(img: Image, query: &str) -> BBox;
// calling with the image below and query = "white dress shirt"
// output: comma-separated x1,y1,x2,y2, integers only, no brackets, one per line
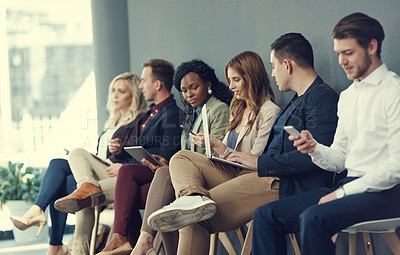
310,64,400,195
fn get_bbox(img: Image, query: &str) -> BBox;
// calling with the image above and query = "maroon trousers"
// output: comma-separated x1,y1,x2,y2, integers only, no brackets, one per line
113,163,154,246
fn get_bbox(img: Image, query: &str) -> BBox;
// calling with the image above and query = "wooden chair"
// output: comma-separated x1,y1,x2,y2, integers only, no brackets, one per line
209,221,253,255
290,217,400,255
89,207,166,255
342,217,400,255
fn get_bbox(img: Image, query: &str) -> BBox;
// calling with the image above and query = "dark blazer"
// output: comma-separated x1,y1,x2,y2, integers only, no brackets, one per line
258,76,339,198
121,98,184,164
100,113,145,163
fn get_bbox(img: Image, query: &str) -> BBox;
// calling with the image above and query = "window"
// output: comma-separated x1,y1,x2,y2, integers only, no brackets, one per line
0,0,96,167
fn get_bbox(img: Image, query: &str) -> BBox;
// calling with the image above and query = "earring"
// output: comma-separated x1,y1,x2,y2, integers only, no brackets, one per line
208,88,212,95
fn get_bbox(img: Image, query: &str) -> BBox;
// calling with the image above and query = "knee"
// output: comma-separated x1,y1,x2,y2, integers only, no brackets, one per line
169,150,198,173
68,148,89,159
154,166,171,181
48,158,68,170
253,203,275,225
170,150,192,165
48,158,71,174
299,205,326,230
117,164,134,179
118,164,147,180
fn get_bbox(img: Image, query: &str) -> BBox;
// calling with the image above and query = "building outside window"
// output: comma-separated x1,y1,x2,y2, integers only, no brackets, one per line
0,0,95,233
0,0,96,168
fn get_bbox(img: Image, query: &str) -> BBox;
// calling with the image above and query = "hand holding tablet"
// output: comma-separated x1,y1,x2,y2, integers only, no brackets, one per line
124,146,162,166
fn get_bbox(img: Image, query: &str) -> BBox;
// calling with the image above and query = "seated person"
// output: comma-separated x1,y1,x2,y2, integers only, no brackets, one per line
98,59,232,255
54,59,183,254
9,72,147,255
149,51,282,255
251,13,400,255
151,34,339,255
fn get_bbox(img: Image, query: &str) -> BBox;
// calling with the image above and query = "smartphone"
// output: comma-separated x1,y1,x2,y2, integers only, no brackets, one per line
180,124,195,135
283,126,303,138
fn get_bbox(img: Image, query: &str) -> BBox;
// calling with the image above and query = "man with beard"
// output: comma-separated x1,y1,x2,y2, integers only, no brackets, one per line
251,12,400,255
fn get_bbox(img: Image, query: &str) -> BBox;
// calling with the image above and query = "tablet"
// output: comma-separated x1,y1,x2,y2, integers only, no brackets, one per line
124,146,162,166
91,153,111,166
201,105,254,170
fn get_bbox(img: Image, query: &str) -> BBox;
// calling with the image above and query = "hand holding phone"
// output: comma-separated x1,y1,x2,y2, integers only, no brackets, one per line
180,124,195,135
284,126,303,138
284,127,317,154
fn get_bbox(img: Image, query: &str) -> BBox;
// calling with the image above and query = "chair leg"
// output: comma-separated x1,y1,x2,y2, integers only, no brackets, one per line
362,233,375,255
381,232,400,255
209,233,219,255
219,232,238,255
331,233,339,243
89,206,100,255
153,232,162,253
241,221,253,255
348,233,357,255
289,233,301,255
236,227,245,246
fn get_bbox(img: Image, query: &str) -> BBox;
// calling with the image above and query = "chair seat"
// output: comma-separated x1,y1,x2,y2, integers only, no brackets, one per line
343,217,400,233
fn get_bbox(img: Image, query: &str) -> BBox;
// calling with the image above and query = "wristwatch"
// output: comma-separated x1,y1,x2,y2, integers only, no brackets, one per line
335,187,346,199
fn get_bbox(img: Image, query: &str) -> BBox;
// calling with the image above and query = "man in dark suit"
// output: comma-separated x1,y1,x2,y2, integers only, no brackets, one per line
54,59,183,254
146,34,340,255
54,59,183,211
117,59,183,163
251,13,400,255
227,33,339,199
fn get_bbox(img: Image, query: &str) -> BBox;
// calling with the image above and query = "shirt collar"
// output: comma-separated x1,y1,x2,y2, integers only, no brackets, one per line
194,95,211,116
353,63,387,88
149,94,173,113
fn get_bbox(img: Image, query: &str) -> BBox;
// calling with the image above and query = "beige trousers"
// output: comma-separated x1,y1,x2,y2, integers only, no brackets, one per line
68,148,117,255
169,150,279,255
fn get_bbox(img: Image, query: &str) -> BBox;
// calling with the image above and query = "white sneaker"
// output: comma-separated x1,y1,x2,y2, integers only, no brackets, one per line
147,195,217,232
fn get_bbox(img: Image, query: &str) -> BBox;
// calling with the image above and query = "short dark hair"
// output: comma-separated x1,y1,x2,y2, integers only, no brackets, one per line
332,12,385,59
271,33,314,69
143,59,175,92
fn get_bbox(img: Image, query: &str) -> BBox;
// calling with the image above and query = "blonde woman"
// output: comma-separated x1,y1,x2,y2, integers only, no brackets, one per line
10,72,147,255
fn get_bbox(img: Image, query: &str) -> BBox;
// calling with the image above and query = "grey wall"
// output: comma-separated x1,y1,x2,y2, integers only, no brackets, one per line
119,1,400,254
91,0,131,132
127,0,400,109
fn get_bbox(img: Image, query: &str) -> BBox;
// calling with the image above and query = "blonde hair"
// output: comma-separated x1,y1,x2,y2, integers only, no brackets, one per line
104,72,147,129
224,51,275,136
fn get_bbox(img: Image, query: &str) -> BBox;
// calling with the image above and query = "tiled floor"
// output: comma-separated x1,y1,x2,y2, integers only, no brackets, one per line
0,204,75,254
0,233,72,255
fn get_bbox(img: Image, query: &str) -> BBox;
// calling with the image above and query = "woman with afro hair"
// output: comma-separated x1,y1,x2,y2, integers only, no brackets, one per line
148,51,280,255
97,59,232,255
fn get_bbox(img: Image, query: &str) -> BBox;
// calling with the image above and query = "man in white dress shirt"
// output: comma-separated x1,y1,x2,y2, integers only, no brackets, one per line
251,12,400,255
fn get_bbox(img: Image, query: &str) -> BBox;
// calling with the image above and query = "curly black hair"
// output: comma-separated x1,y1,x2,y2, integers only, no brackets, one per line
173,59,233,133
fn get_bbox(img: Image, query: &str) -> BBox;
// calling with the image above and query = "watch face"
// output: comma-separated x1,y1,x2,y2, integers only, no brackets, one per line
335,188,344,199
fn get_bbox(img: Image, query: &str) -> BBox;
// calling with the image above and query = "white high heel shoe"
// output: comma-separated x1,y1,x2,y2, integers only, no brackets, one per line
9,213,47,237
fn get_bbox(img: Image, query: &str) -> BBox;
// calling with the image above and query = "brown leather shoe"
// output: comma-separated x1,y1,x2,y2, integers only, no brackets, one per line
54,182,105,213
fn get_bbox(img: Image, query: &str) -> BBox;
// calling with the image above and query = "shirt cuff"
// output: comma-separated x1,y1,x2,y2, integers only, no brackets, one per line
343,179,366,195
309,143,323,159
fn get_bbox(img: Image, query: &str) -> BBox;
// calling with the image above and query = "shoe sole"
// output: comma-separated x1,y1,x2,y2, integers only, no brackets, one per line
148,202,217,232
9,217,30,230
54,193,105,213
